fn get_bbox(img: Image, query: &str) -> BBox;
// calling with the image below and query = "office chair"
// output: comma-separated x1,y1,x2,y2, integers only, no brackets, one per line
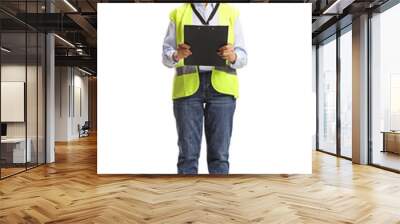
79,121,90,138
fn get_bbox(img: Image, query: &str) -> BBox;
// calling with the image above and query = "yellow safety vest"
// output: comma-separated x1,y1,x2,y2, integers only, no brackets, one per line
169,3,240,99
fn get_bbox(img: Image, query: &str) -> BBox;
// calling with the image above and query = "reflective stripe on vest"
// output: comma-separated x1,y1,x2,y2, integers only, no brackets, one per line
176,65,237,76
170,3,240,99
215,65,237,75
176,66,197,76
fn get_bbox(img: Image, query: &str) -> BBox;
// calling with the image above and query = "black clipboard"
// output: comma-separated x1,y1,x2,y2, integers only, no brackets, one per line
184,25,228,66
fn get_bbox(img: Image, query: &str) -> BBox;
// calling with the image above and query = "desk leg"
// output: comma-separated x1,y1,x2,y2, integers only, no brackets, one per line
382,133,386,153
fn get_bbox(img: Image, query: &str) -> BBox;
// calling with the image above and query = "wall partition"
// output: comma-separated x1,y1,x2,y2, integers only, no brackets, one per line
0,1,47,179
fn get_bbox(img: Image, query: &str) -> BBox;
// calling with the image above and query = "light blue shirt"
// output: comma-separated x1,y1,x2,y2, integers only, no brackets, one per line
162,3,248,71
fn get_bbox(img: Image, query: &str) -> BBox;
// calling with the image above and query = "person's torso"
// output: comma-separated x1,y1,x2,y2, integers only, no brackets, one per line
170,3,240,99
190,3,219,71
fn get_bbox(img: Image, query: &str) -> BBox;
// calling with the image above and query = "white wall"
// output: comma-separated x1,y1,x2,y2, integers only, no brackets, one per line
1,65,29,141
55,67,89,141
71,72,89,138
1,63,46,163
55,66,69,141
1,65,39,138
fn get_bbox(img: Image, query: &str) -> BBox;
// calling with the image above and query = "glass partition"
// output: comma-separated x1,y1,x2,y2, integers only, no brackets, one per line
339,28,352,158
1,31,28,177
371,3,400,171
0,1,46,179
317,36,337,154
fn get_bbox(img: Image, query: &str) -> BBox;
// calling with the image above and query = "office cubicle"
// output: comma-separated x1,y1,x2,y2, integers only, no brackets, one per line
0,1,46,179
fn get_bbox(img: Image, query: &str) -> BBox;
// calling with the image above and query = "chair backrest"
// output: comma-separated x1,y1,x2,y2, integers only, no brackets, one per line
82,121,90,129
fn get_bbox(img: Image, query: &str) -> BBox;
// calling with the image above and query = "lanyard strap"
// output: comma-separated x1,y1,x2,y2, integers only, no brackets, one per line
190,3,220,25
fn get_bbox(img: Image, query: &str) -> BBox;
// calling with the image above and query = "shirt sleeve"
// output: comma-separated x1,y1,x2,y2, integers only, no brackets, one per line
162,21,178,68
229,16,248,69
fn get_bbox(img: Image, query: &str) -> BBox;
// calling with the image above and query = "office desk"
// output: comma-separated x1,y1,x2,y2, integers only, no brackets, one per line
1,138,32,164
382,131,400,154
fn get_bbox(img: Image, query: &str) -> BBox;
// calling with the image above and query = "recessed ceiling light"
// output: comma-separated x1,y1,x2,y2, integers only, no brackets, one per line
1,47,11,53
63,0,78,12
323,0,354,15
54,34,75,48
78,67,93,76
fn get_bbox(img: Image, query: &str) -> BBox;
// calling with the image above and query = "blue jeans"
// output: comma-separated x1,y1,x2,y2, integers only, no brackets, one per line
173,71,236,174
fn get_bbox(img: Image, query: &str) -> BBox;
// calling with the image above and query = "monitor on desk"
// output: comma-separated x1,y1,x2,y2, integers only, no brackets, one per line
1,123,7,138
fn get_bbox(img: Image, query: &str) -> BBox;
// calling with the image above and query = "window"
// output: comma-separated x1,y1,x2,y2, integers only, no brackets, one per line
339,28,352,158
318,36,337,154
370,3,400,171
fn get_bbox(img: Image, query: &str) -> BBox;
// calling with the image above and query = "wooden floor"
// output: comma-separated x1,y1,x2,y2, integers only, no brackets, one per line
1,135,400,224
0,167,26,178
1,163,44,178
373,150,400,171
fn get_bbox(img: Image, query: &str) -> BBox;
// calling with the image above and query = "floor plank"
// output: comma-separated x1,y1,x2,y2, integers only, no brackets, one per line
1,134,400,224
